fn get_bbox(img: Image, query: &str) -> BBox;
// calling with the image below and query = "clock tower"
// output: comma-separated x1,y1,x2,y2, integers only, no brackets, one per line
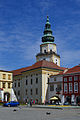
36,16,60,66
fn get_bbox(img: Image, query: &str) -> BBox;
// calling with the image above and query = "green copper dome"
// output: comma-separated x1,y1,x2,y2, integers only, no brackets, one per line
42,16,54,43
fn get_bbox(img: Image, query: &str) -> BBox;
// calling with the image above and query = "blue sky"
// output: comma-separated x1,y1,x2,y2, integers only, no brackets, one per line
0,0,80,70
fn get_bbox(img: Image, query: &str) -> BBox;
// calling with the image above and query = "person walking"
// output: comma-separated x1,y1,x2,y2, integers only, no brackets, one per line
30,101,32,107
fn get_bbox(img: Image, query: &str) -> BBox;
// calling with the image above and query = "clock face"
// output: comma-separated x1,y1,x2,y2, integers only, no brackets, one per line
49,44,53,49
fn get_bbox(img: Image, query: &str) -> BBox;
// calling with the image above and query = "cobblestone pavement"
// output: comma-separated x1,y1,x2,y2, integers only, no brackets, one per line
0,106,80,120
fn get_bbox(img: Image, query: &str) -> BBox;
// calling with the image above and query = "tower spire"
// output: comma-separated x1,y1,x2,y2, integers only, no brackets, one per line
42,16,54,43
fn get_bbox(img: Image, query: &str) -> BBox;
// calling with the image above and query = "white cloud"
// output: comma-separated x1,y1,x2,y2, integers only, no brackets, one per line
54,21,80,68
38,0,56,14
61,50,80,67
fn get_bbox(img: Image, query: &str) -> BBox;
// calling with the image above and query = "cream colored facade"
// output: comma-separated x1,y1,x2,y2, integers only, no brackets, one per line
0,70,13,102
13,68,63,103
36,43,60,66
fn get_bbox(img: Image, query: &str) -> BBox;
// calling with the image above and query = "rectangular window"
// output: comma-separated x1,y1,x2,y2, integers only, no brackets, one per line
69,77,72,81
26,80,28,85
26,76,28,78
15,83,16,87
44,49,46,53
8,74,11,80
36,74,38,76
69,83,72,91
36,88,38,95
48,78,49,83
18,91,20,96
8,83,10,88
50,49,52,53
74,76,78,81
3,83,5,88
3,74,6,79
36,78,38,84
56,84,62,92
50,85,54,91
54,77,56,81
31,79,32,85
18,82,20,87
74,82,78,92
64,78,67,82
31,89,32,95
64,83,67,92
26,89,27,95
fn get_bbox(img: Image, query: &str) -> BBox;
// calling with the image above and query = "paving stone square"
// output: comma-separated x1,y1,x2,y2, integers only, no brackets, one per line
0,106,80,120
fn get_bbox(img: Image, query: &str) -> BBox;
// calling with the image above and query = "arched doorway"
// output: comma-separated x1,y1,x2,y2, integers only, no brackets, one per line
66,96,71,104
4,92,10,102
50,96,61,104
76,96,80,105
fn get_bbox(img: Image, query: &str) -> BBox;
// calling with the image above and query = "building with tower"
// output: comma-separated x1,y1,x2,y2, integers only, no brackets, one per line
12,17,65,103
36,16,60,66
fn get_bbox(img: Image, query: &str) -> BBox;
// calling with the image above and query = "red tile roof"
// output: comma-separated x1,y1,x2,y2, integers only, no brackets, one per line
64,65,80,74
11,60,66,76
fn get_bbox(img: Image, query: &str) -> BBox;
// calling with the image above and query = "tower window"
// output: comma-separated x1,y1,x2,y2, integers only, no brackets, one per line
50,49,52,53
43,58,46,60
44,50,46,53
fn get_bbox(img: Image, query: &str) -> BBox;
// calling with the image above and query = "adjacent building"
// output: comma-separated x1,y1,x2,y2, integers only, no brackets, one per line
0,70,13,102
63,65,80,104
48,72,63,103
48,69,68,104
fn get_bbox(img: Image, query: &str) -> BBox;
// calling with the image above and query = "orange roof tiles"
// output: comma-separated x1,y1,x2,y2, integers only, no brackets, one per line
64,65,80,74
11,60,66,76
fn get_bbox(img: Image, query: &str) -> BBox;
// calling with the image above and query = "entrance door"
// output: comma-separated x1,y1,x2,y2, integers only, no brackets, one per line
4,92,10,102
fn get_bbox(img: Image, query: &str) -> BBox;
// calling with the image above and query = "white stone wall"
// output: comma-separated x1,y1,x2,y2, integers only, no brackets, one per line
41,43,57,53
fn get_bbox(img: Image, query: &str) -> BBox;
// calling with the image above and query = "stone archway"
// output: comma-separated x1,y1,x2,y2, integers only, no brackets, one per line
50,95,61,104
4,92,10,102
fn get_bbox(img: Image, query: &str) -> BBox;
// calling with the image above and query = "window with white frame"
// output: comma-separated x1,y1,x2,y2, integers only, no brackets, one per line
74,82,78,92
74,76,78,81
69,83,72,91
64,78,67,82
69,77,72,81
64,83,67,92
